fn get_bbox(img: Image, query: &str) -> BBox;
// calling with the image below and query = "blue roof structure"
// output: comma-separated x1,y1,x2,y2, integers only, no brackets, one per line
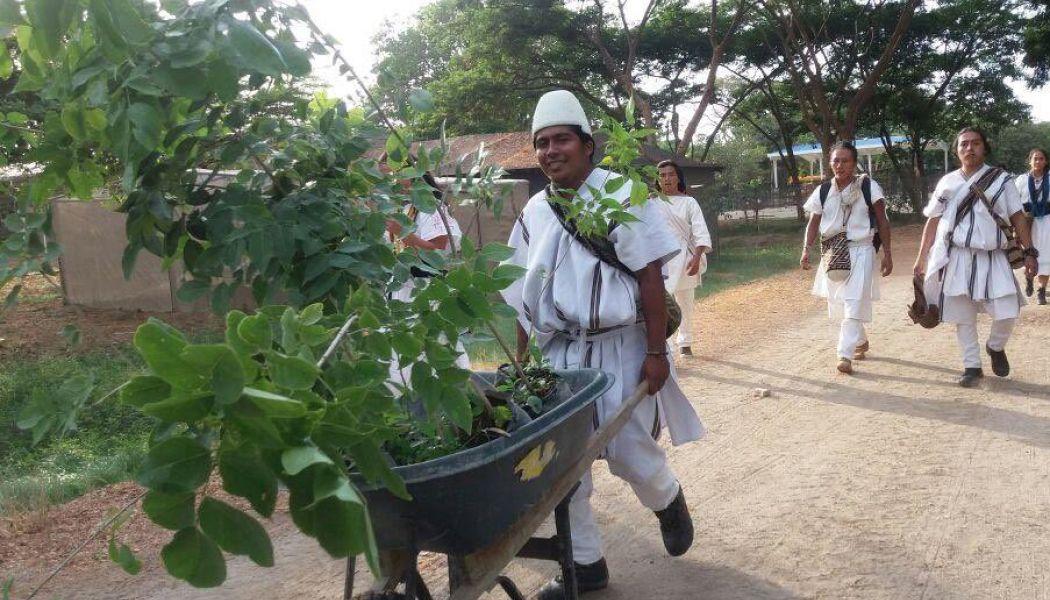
766,136,909,159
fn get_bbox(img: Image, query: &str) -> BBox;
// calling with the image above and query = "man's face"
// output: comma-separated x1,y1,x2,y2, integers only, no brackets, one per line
957,132,986,168
830,148,856,179
534,125,593,187
1031,151,1048,174
658,165,680,194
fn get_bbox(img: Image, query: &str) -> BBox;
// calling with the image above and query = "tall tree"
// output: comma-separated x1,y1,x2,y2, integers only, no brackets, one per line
748,0,920,158
863,0,1035,211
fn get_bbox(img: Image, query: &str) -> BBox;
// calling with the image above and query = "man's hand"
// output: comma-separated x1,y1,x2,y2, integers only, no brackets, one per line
686,254,702,276
800,249,811,270
913,253,926,278
385,219,402,236
641,353,670,395
881,252,893,277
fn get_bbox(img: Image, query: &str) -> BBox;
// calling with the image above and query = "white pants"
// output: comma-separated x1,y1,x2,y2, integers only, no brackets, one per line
838,318,868,360
674,287,696,348
568,394,680,564
956,319,1016,369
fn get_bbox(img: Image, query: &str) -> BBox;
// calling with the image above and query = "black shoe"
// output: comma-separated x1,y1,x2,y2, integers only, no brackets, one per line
536,558,609,600
1026,276,1034,297
986,345,1010,377
958,367,984,388
654,485,694,557
1039,288,1047,305
680,346,692,356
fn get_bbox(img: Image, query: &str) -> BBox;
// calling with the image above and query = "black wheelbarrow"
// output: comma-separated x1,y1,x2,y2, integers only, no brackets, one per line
346,370,652,600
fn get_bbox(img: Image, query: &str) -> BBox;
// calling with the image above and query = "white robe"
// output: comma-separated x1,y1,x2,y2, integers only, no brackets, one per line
658,194,712,292
501,168,704,446
803,177,885,322
1014,173,1050,276
389,206,470,384
923,165,1026,323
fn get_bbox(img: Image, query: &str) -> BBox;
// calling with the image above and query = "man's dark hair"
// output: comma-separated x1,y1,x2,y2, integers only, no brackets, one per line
657,160,687,192
1028,148,1050,176
954,126,993,156
533,125,595,163
829,140,859,162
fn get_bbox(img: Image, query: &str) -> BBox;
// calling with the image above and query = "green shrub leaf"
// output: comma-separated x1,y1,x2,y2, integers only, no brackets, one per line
198,497,274,567
161,527,226,588
143,490,196,531
137,435,212,493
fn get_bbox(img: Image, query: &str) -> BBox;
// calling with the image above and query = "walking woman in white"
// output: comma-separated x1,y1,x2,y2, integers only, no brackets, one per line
914,127,1038,388
1015,148,1050,304
383,165,471,379
656,159,712,356
800,141,893,375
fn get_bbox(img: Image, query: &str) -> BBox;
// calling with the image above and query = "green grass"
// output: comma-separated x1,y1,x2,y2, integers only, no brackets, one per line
464,217,806,362
0,348,152,515
698,218,804,299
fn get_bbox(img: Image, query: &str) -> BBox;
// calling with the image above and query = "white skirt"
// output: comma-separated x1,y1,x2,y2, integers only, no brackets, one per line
812,243,879,322
938,247,1024,323
1033,216,1050,276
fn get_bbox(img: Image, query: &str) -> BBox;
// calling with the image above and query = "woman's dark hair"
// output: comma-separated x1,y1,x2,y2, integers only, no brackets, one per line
829,140,859,162
1028,148,1050,176
657,160,687,192
532,124,595,163
378,151,444,201
954,126,993,156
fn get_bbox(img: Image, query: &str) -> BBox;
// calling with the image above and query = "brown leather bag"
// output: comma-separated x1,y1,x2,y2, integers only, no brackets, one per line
907,275,941,329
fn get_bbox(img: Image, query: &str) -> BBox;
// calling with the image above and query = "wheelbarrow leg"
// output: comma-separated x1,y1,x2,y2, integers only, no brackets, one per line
553,493,579,600
495,575,527,600
344,555,356,600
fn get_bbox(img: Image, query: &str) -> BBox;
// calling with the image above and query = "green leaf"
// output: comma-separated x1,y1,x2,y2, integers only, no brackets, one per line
108,538,142,575
161,527,226,588
136,435,212,493
0,48,11,79
304,496,369,558
390,331,423,360
61,104,88,139
281,445,332,476
120,375,172,407
440,385,472,431
407,88,435,113
266,352,319,391
128,102,163,149
61,323,81,347
103,0,153,45
140,391,212,422
198,497,273,567
134,319,206,389
225,18,286,77
25,0,74,57
176,279,210,303
237,314,272,351
299,303,323,326
15,373,95,445
4,111,27,126
242,387,305,417
219,445,278,517
143,490,196,531
347,440,409,500
179,344,244,405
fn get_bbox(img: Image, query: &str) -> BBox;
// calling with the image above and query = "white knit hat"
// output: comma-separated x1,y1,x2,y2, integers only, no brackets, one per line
531,90,592,136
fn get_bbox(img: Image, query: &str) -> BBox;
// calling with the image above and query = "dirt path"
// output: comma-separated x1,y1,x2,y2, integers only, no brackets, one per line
6,225,1050,599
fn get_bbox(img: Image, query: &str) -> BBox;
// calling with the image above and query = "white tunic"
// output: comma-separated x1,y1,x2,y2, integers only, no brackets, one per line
803,177,885,322
658,194,712,292
389,205,469,382
923,165,1025,323
501,168,704,446
1014,173,1050,276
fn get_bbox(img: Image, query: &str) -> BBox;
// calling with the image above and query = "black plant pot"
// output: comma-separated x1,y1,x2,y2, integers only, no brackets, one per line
356,369,611,555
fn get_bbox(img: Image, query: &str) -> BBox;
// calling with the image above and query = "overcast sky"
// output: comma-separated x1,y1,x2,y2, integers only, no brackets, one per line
298,0,1050,129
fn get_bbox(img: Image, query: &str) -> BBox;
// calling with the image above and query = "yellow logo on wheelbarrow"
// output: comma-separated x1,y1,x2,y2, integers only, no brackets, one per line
515,441,558,481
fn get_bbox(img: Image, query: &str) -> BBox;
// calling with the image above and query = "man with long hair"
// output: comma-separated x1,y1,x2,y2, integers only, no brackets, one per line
1015,148,1050,304
914,127,1038,387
